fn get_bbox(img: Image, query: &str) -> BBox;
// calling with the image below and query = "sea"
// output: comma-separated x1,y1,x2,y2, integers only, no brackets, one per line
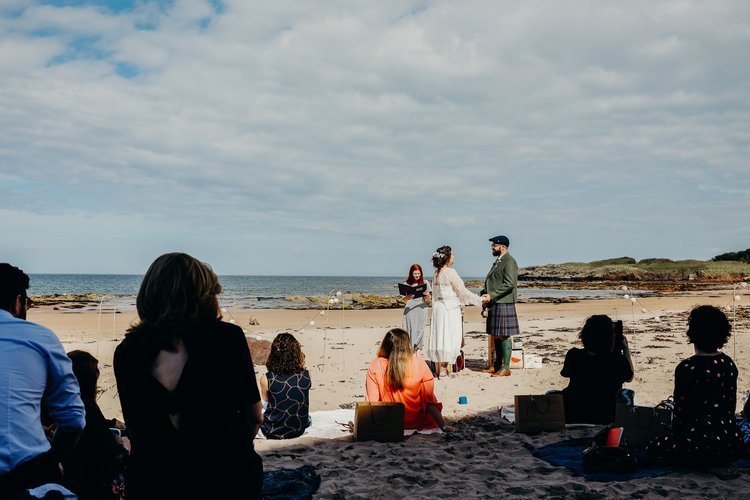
28,274,627,310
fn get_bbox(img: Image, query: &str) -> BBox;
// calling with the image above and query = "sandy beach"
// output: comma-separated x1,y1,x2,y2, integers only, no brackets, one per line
29,290,750,498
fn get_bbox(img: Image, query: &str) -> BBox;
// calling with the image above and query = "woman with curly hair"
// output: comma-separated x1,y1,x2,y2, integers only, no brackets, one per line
648,305,743,467
260,333,312,439
366,328,452,431
114,253,263,499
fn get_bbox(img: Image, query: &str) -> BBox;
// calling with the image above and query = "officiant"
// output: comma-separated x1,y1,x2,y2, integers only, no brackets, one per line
399,264,432,350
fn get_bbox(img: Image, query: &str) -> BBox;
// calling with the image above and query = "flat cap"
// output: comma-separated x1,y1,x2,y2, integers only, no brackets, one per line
489,235,510,246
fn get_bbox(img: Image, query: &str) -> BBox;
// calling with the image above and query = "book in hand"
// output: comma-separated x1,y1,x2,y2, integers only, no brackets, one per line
398,283,428,299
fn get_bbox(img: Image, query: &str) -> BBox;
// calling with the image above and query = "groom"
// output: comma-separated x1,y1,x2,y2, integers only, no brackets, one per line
480,235,519,377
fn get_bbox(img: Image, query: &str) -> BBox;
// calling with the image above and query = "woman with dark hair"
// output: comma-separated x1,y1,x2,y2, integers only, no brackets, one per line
366,328,452,431
648,305,743,467
260,333,311,439
62,350,127,500
426,246,487,377
560,315,634,424
400,264,432,351
114,253,263,499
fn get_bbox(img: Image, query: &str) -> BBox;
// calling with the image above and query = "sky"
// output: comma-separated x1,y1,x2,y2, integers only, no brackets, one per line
1,0,749,276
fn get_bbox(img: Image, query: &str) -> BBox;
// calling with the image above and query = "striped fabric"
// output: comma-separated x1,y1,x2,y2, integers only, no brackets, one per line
486,302,519,337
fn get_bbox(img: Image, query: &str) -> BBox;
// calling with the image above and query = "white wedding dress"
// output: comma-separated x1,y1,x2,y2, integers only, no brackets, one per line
426,267,482,363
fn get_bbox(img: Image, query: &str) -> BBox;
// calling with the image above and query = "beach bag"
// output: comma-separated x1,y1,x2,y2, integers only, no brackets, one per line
452,350,464,373
514,394,566,433
582,426,637,473
353,402,404,442
614,401,672,449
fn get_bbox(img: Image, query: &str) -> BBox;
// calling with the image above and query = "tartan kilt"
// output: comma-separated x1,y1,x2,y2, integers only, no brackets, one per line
486,302,519,337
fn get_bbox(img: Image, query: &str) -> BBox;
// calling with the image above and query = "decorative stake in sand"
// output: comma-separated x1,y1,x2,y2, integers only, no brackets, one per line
338,291,346,372
613,285,629,321
95,295,124,360
619,290,660,371
317,290,350,373
730,282,747,358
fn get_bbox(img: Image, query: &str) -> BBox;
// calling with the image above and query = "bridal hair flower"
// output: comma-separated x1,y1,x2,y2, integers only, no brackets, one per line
433,251,445,258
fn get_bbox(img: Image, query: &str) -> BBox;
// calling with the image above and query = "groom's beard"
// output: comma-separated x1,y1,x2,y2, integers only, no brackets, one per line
492,249,502,257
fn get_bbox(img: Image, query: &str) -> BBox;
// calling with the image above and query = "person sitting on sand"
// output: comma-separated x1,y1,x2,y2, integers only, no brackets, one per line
260,333,312,439
647,305,744,467
560,315,634,424
366,328,453,431
737,397,750,448
0,264,85,498
62,350,128,500
114,253,263,499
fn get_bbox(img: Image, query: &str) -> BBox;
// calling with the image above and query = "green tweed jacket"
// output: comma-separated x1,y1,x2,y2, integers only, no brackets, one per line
480,252,518,305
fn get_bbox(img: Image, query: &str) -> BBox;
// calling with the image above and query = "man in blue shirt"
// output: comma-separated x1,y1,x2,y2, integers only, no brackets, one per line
0,263,85,496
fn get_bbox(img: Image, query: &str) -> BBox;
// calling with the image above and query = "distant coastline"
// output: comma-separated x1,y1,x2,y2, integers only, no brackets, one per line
28,258,748,310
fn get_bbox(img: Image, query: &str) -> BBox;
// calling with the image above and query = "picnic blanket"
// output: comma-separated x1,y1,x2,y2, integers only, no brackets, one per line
263,465,320,500
257,409,443,440
526,438,750,482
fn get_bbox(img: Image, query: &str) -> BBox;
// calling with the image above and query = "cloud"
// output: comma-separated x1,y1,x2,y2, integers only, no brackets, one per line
1,0,749,274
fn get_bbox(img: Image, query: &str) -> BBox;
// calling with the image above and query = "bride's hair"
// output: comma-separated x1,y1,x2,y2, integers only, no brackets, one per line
432,245,452,279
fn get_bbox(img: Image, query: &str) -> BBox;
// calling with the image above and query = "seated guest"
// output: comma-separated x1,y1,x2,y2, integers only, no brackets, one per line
62,351,128,500
0,264,84,498
366,328,452,431
260,333,312,439
648,305,743,466
738,398,750,448
561,315,634,424
114,253,263,499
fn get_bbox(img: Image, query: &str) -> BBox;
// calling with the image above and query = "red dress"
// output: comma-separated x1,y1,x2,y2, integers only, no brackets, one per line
365,355,442,430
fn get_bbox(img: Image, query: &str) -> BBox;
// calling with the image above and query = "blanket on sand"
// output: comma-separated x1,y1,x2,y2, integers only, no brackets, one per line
264,465,320,500
526,438,750,482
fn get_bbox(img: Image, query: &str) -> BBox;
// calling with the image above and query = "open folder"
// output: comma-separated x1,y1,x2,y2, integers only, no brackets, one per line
397,283,428,298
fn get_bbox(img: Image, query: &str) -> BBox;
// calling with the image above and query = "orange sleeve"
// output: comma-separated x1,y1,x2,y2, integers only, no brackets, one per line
365,359,382,402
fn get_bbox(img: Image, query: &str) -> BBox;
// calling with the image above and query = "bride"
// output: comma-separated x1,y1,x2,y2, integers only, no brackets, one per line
427,245,488,377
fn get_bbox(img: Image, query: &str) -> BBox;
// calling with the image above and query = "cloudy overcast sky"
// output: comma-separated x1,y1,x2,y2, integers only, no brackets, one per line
1,0,748,276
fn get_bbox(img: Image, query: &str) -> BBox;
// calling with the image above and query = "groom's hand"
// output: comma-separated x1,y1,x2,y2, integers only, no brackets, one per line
481,294,490,304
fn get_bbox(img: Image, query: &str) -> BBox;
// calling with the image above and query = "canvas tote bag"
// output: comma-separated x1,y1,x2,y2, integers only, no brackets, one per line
514,394,566,433
353,402,405,442
614,403,672,449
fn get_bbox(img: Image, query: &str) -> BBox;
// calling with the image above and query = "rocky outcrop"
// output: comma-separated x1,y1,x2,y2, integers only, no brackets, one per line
247,338,272,365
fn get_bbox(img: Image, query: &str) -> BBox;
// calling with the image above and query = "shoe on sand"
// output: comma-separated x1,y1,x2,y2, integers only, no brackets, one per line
481,367,496,374
491,369,511,377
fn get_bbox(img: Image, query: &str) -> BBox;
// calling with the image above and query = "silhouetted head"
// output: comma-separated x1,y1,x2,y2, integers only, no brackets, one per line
687,305,731,353
67,350,100,401
136,253,221,327
0,263,31,319
579,315,616,355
